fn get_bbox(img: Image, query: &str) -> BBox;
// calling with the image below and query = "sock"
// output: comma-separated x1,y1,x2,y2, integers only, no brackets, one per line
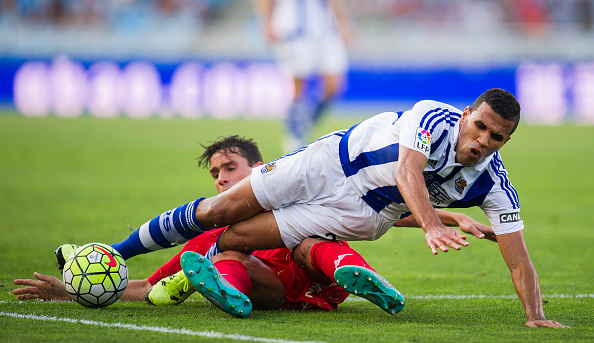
309,241,374,282
213,259,252,296
287,97,315,145
111,198,206,260
311,98,329,123
204,236,222,260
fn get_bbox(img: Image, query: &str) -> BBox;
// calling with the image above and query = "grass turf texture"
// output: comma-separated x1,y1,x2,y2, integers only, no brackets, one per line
0,114,593,342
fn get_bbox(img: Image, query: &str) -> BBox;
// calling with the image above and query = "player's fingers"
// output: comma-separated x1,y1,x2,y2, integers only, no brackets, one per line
34,272,53,282
466,225,485,239
448,232,469,247
19,293,39,301
544,321,570,328
425,237,439,255
13,279,37,287
13,286,38,296
434,238,450,252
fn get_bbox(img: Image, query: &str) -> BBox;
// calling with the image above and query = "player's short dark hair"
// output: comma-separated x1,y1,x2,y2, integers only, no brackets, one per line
470,88,521,134
198,135,263,169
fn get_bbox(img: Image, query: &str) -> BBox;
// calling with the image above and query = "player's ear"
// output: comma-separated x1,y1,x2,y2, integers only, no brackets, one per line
253,161,264,167
460,106,471,123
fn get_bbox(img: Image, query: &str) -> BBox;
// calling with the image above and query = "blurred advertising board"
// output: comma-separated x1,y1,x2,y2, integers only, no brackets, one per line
1,56,593,123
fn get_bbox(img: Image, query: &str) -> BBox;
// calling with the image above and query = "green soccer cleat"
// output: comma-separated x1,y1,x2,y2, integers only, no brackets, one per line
54,244,79,271
181,251,252,318
334,265,405,315
145,270,197,306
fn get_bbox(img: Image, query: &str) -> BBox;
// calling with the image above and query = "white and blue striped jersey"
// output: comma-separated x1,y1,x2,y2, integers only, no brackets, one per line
338,100,523,236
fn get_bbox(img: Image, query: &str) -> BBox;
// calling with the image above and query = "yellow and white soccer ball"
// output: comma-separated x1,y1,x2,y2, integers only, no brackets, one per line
62,243,128,308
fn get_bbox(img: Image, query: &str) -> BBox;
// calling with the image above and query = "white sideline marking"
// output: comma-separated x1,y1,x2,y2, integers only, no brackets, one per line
0,312,324,343
344,293,594,301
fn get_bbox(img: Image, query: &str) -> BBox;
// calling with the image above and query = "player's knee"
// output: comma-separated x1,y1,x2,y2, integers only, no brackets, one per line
293,238,319,271
195,196,228,228
211,250,250,264
218,226,250,252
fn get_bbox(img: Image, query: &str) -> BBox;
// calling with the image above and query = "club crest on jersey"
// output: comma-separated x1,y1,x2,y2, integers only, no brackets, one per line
415,127,431,153
455,175,467,194
261,162,276,174
500,212,521,223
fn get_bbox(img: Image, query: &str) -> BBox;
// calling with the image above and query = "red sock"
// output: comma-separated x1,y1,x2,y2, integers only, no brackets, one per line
310,241,374,282
213,260,252,296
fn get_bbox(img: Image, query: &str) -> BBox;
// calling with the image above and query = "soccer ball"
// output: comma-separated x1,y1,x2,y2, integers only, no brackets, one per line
62,243,128,308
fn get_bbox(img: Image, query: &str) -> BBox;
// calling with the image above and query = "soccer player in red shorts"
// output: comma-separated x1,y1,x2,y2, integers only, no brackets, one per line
17,135,493,316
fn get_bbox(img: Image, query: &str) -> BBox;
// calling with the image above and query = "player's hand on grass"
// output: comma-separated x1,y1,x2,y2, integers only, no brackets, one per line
13,272,70,302
456,215,497,242
425,224,469,255
526,319,570,328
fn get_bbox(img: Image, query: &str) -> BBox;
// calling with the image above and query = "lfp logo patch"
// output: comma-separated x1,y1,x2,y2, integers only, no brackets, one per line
415,128,431,153
261,162,276,174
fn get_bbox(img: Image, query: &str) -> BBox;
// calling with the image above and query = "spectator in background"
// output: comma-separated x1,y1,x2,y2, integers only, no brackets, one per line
253,0,353,152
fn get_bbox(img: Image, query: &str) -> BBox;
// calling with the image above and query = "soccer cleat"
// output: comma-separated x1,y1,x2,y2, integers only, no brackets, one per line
145,270,197,306
180,251,252,318
334,265,405,315
54,244,79,271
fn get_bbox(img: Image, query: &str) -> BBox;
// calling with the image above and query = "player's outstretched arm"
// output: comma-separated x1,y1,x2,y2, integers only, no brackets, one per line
14,272,152,302
395,146,469,254
395,210,497,243
445,211,497,242
496,231,569,328
13,272,70,301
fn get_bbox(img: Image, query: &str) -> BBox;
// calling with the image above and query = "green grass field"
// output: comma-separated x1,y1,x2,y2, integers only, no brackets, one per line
0,113,593,342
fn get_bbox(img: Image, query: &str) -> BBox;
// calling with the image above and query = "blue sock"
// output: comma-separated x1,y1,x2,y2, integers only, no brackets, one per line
287,97,315,143
111,198,206,260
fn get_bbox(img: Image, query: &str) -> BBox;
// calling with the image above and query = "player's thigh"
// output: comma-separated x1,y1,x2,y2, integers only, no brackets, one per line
219,211,285,252
244,258,286,310
212,251,286,309
196,177,264,229
318,35,348,76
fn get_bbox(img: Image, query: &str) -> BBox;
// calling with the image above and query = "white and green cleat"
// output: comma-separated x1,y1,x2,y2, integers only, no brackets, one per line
181,251,252,318
145,270,198,306
54,244,79,271
334,265,405,315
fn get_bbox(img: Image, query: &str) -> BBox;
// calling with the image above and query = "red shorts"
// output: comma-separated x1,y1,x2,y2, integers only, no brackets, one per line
147,228,349,310
254,246,349,310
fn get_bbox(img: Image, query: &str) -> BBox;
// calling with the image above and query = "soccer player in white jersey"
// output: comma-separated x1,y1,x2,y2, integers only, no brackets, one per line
253,0,352,152
75,88,566,327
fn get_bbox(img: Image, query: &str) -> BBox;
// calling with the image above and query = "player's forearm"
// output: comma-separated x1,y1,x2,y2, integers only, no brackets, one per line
434,210,470,227
394,210,463,227
497,231,546,321
119,279,151,301
395,163,441,231
509,262,546,321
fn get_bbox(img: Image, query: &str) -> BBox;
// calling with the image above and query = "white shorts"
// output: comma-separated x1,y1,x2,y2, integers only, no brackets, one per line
272,34,348,78
250,133,393,249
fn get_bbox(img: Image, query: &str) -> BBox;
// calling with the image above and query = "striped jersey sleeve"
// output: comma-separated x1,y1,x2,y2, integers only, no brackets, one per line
399,100,462,160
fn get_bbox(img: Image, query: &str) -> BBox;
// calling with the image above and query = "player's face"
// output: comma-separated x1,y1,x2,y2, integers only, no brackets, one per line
455,102,514,167
209,149,262,194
